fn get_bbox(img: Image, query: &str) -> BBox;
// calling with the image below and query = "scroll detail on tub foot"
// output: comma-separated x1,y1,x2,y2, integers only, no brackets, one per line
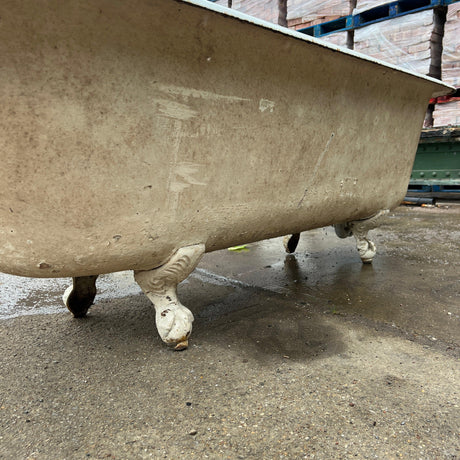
63,275,98,317
134,244,205,350
334,210,389,264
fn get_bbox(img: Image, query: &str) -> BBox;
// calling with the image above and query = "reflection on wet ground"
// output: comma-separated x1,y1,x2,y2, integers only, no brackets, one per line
0,205,458,459
0,206,458,348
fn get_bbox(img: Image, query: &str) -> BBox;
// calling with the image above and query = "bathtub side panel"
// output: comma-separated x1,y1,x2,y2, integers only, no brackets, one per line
0,0,441,277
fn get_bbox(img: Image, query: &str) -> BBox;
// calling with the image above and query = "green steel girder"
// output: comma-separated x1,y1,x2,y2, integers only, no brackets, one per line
410,129,460,187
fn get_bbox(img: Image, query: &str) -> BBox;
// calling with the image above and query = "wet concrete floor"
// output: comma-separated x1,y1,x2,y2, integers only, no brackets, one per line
0,205,458,459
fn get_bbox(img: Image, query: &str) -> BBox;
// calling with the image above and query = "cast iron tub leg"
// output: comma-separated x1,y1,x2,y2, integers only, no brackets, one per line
334,210,389,264
283,233,300,253
134,243,205,351
63,275,98,317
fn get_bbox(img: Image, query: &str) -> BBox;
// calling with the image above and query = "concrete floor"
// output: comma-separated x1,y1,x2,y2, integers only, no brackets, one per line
0,205,458,459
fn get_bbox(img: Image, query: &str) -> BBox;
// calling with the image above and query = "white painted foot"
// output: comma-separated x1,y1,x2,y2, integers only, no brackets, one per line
334,210,388,264
354,235,377,264
134,244,205,350
62,285,73,307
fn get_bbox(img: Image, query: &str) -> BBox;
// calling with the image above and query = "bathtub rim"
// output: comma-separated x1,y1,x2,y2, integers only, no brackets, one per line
182,0,454,98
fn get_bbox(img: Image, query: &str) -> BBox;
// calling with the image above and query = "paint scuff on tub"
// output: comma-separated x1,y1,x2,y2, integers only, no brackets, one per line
259,99,275,113
156,99,198,121
170,162,207,193
155,83,251,103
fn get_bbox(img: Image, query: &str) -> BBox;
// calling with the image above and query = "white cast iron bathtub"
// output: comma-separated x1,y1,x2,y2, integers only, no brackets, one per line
0,0,452,349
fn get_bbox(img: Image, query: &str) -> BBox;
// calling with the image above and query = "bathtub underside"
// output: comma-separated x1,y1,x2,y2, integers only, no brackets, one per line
64,211,385,350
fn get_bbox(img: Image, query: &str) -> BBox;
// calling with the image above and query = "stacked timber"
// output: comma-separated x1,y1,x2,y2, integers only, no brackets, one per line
353,9,433,76
433,3,460,127
286,0,350,29
213,0,279,23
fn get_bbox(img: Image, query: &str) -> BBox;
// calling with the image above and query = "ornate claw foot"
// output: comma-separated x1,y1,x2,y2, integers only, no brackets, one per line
134,244,205,350
334,210,388,264
283,233,300,253
353,231,377,264
63,275,98,317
